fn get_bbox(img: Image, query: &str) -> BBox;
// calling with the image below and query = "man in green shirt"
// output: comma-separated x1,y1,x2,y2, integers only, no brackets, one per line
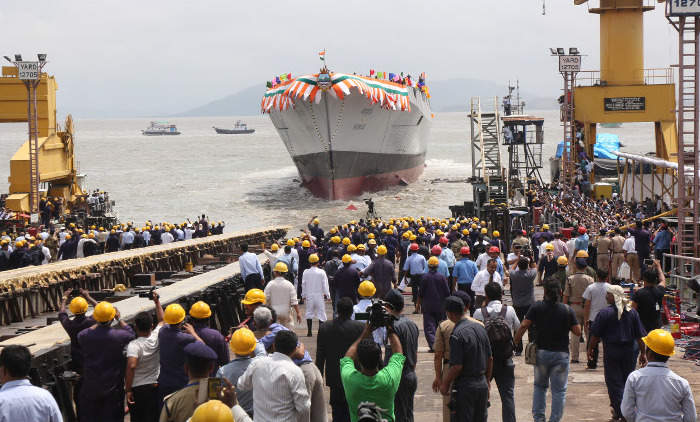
340,322,405,422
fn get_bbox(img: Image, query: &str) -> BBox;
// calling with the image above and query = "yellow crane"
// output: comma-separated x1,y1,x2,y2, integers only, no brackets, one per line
0,65,83,215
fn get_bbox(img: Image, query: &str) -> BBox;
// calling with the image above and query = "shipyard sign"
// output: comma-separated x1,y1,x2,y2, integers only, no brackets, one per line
604,97,646,112
17,62,39,80
558,55,581,72
669,0,700,16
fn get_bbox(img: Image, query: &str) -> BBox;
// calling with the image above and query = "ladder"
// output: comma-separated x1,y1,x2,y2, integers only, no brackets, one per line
27,81,40,214
470,97,507,205
560,73,576,185
675,16,700,264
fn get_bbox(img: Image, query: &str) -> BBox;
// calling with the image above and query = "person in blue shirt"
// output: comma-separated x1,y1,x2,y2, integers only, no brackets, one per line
403,243,427,308
239,244,265,291
426,245,450,279
574,227,589,254
438,237,456,272
453,246,479,299
652,224,673,269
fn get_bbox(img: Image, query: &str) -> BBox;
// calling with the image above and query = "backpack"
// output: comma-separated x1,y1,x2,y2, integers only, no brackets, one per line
481,305,515,361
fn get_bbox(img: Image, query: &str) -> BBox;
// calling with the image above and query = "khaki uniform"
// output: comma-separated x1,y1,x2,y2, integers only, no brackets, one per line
594,236,611,273
626,252,641,282
160,378,208,422
610,235,625,278
563,272,593,362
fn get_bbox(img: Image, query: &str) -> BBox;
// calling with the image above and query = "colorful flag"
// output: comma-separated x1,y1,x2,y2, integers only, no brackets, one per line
377,71,383,79
275,76,281,85
280,74,287,82
287,73,292,80
266,81,272,88
388,73,395,81
369,69,375,76
319,50,326,61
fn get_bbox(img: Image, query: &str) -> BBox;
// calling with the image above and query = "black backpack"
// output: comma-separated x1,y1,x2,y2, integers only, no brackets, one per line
481,305,515,361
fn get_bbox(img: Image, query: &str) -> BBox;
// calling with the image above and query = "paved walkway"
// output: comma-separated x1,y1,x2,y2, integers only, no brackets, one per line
293,289,700,421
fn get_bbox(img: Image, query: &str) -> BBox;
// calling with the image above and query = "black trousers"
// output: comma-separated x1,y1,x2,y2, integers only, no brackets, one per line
244,273,263,292
128,384,159,422
452,384,488,422
603,342,636,418
410,274,423,305
394,371,417,422
513,305,533,353
329,384,351,422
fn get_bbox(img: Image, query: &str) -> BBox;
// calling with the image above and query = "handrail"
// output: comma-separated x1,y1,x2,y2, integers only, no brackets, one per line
575,68,674,87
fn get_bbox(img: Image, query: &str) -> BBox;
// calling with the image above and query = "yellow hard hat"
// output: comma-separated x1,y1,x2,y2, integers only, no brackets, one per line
642,329,675,356
377,245,387,255
575,250,589,259
342,237,351,245
308,253,319,264
462,229,469,235
471,223,478,229
164,303,186,325
110,229,116,234
493,230,500,237
358,281,376,297
302,240,311,248
90,225,96,230
481,228,488,234
287,239,295,246
331,236,340,244
557,256,568,266
452,224,460,230
69,297,89,314
93,301,116,323
189,301,212,319
273,261,288,273
81,234,88,239
402,232,410,239
342,254,352,264
65,235,71,240
271,243,279,251
313,218,320,225
542,224,550,230
230,327,257,356
69,223,76,228
428,256,440,267
293,237,300,243
330,227,337,234
190,400,234,422
347,244,357,252
545,243,555,251
356,244,366,251
99,227,104,231
241,288,266,305
418,227,426,234
409,235,417,241
368,233,375,239
480,221,486,226
368,239,377,245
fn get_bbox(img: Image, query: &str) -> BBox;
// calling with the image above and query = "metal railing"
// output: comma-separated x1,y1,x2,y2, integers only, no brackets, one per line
575,68,674,87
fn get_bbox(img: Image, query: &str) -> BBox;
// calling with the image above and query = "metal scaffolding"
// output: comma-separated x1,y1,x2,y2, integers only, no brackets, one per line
469,97,507,208
503,115,544,190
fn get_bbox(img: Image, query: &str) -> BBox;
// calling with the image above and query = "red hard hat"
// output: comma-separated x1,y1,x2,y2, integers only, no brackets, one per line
522,230,527,236
431,245,442,255
460,246,470,255
488,246,500,254
409,243,419,251
578,226,587,234
439,236,449,245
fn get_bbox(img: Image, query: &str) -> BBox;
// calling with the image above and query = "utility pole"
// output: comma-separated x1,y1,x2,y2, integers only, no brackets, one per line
550,48,581,186
4,54,47,218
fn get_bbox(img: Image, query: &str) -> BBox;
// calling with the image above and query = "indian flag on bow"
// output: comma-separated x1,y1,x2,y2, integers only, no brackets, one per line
319,50,326,61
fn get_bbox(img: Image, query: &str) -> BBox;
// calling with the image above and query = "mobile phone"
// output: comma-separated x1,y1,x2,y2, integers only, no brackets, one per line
644,259,653,267
207,378,222,400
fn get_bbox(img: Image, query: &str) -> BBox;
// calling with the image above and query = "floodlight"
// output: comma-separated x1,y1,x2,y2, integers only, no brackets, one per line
549,48,558,55
14,54,22,61
3,56,11,63
556,48,565,55
37,54,46,62
569,47,580,55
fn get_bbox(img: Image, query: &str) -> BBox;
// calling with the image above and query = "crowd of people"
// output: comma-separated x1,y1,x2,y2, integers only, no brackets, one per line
0,195,696,422
0,214,225,271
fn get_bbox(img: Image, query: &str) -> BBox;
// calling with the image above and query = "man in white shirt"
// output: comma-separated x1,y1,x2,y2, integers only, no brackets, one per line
471,259,503,308
263,244,282,268
125,293,164,422
621,329,696,422
0,345,62,422
184,225,194,240
583,267,610,370
161,229,174,244
623,232,640,282
265,262,302,327
39,240,51,264
237,330,311,422
301,254,330,337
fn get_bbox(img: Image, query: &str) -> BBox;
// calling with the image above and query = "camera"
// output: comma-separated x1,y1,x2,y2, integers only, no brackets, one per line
138,287,156,300
355,300,396,329
357,402,387,422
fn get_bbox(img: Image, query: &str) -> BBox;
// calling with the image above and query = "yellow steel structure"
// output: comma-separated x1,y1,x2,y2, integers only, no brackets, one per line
0,66,83,213
573,0,678,169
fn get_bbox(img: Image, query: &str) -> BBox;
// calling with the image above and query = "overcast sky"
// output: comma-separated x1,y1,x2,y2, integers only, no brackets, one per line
0,0,677,117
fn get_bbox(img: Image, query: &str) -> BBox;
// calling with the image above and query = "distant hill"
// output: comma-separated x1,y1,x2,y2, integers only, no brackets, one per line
175,78,556,117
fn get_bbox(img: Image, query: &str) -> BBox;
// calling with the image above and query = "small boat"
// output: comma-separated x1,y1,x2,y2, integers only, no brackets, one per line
142,121,180,136
213,120,255,134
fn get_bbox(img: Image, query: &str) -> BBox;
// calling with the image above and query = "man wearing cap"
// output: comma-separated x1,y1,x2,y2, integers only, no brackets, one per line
383,289,419,422
418,256,451,351
317,298,365,422
160,342,221,422
610,229,626,279
452,246,478,305
239,244,265,292
403,243,427,308
58,288,98,418
217,328,266,418
302,254,330,337
77,302,135,421
537,243,559,285
238,288,267,331
440,294,493,422
158,304,206,406
583,269,611,369
334,254,362,304
563,258,594,363
476,246,505,279
360,245,397,299
621,329,696,421
588,285,647,421
265,262,303,327
471,258,503,309
190,301,230,370
574,226,589,255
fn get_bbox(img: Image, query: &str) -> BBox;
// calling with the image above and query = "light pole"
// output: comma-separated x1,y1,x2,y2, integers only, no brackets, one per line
3,53,47,218
550,47,581,186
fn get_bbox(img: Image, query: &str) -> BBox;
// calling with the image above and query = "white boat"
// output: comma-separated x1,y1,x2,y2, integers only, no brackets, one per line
262,69,432,199
141,121,180,136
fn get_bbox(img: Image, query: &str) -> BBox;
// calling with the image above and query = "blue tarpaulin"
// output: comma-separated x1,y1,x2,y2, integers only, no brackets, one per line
555,133,620,159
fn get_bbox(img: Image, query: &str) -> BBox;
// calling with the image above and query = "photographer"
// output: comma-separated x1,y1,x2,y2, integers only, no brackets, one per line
341,320,405,422
125,292,164,422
